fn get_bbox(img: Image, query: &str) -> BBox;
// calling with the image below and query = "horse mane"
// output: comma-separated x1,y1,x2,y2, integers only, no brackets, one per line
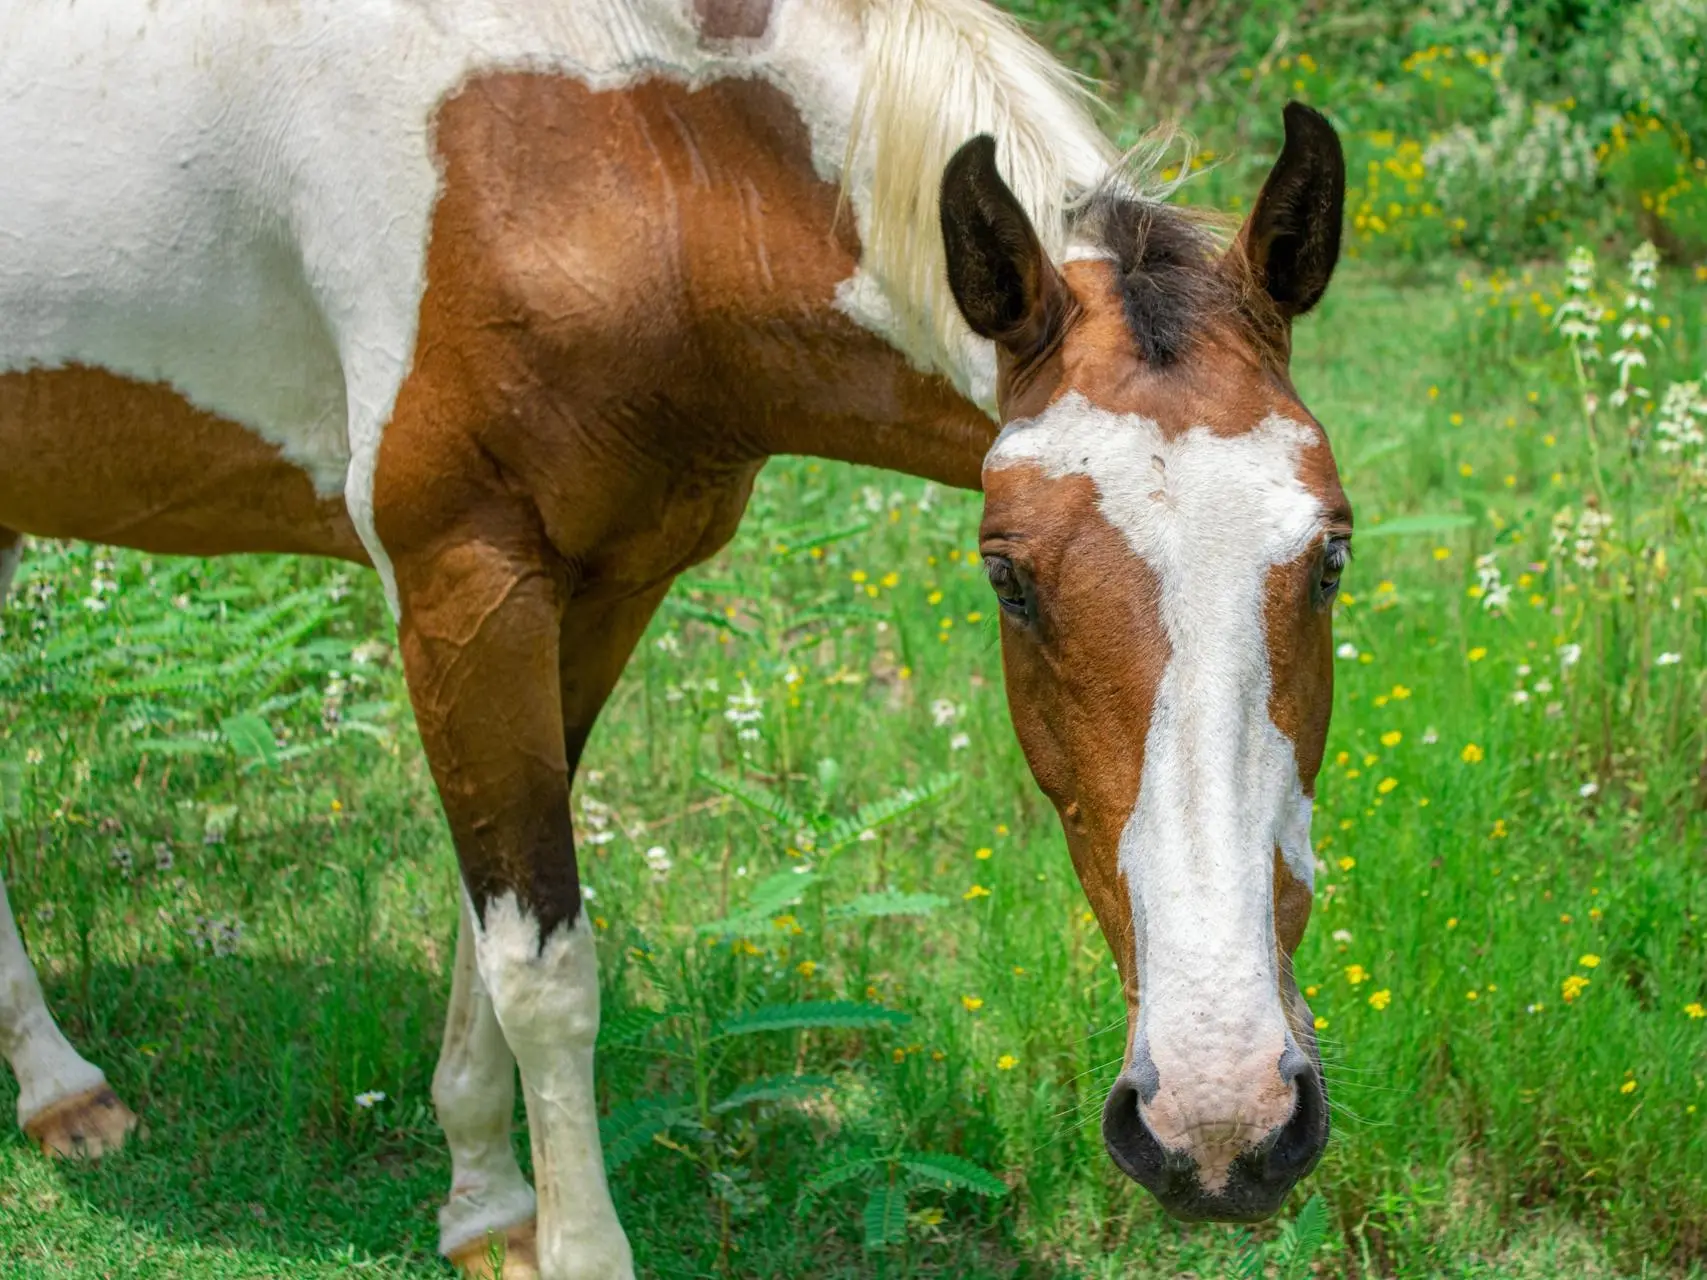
845,0,1119,372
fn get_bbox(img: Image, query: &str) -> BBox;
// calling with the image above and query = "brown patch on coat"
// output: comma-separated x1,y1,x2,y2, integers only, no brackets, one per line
0,366,366,562
695,0,771,40
373,71,991,933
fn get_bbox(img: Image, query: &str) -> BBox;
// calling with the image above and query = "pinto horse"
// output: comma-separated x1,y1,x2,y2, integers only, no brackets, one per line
0,0,1350,1272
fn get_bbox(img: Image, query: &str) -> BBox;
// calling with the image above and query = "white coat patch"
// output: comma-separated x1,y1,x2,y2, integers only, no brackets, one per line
985,390,1324,1075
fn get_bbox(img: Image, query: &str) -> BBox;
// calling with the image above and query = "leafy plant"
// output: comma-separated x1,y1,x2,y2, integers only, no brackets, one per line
1230,1193,1330,1280
806,1147,1010,1251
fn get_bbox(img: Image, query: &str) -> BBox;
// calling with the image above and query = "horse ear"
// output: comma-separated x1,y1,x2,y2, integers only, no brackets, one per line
940,134,1068,360
1235,102,1345,318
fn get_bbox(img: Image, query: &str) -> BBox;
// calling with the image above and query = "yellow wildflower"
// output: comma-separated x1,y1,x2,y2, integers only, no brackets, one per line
1468,646,1487,662
1378,777,1398,795
1684,1002,1705,1019
1380,731,1402,747
1344,964,1369,985
1368,988,1392,1010
961,995,984,1012
1433,546,1452,561
1461,743,1485,764
1391,684,1412,699
1338,856,1356,871
963,884,991,900
880,571,899,589
1562,974,1590,1002
1620,1079,1637,1094
997,1054,1019,1071
1579,954,1600,968
975,847,993,860
1314,1015,1329,1031
797,960,817,978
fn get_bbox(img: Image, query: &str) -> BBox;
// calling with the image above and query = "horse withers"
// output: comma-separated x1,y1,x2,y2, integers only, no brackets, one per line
0,0,1348,1271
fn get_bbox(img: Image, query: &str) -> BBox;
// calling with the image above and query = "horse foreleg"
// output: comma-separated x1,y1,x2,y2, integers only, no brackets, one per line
391,518,638,1280
436,896,540,1278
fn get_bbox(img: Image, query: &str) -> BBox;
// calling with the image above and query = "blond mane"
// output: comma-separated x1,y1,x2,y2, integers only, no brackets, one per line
845,0,1120,374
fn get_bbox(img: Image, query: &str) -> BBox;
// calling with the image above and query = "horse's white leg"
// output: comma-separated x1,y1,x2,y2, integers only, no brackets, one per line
0,532,138,1158
475,896,632,1280
0,531,21,604
0,866,138,1157
437,895,541,1277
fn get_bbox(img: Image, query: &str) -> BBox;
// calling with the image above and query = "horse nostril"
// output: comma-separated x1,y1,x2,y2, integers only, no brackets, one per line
1264,1060,1329,1186
1101,1077,1170,1189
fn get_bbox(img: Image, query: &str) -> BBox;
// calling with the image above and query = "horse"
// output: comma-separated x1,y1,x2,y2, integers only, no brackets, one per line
0,0,1350,1273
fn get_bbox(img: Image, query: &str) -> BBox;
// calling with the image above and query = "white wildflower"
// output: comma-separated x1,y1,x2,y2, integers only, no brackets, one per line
1558,643,1582,668
1474,552,1512,611
724,682,764,743
949,732,971,752
1336,642,1359,660
1656,651,1682,665
1331,929,1353,944
643,845,673,881
1654,379,1707,455
1579,782,1600,798
930,699,959,728
353,1091,386,1109
350,639,392,666
1421,727,1439,745
1511,689,1531,704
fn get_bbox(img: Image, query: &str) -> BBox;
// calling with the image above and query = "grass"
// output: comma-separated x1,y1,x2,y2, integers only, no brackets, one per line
1,254,1704,1279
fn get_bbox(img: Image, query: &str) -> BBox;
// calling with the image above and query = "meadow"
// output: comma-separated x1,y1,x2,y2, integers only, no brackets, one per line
3,10,1707,1280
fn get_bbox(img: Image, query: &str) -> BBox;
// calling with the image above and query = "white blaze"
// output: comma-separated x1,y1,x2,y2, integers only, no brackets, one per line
986,390,1322,1084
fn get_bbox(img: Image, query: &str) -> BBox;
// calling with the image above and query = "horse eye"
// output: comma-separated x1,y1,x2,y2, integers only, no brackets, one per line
1317,538,1350,608
983,554,1032,620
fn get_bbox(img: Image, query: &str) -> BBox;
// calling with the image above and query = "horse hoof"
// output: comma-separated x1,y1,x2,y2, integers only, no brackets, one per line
23,1084,140,1160
446,1219,540,1279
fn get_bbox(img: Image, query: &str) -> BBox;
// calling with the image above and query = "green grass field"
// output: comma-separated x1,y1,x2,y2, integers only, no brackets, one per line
1,254,1704,1279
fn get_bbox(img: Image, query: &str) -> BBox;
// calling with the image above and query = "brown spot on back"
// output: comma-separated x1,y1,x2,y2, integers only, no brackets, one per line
0,366,366,562
695,0,771,40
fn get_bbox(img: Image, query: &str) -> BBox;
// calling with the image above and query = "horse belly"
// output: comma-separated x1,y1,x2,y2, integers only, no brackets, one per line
0,366,367,563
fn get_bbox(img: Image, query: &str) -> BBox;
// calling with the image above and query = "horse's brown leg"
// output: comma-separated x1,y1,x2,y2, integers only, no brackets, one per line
0,529,140,1158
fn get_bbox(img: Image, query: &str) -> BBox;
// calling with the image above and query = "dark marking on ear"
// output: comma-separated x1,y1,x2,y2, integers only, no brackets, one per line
1241,102,1345,318
940,134,1068,361
694,0,771,41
